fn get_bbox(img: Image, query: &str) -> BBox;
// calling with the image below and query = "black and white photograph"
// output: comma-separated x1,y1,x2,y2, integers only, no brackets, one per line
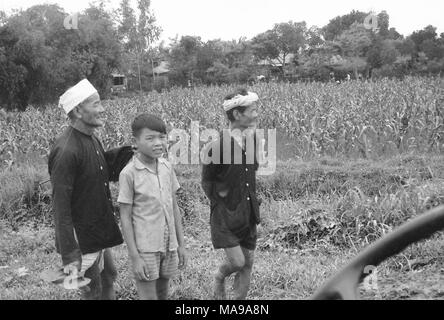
1,0,444,304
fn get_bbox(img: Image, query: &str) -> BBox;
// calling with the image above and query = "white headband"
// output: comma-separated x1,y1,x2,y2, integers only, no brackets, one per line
223,91,259,111
58,79,98,114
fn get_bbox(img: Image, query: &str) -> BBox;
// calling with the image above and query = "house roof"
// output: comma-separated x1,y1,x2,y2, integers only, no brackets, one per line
258,53,295,67
153,61,170,75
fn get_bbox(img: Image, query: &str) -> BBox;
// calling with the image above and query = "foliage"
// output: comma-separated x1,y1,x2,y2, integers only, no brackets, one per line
0,4,122,110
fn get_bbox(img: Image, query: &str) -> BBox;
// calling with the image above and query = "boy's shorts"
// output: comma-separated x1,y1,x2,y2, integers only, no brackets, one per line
139,250,178,281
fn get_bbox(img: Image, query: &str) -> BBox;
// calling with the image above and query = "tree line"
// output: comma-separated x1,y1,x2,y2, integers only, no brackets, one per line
1,2,443,110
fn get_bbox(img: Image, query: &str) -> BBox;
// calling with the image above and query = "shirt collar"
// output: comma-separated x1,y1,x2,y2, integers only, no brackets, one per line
134,155,168,173
229,128,245,149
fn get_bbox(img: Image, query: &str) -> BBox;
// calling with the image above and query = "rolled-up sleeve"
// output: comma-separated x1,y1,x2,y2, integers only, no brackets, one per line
117,170,134,205
48,148,81,265
201,142,220,202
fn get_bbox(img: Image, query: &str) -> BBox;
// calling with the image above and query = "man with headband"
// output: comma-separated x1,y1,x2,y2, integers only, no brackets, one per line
48,79,133,299
201,88,261,300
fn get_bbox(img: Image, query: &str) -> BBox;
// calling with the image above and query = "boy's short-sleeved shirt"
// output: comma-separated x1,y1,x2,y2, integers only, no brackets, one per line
118,155,180,253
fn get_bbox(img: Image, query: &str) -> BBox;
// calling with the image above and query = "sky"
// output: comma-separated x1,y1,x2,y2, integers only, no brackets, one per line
1,0,444,44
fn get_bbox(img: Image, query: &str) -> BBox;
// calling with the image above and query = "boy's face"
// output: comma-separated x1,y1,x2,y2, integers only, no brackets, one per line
134,128,167,159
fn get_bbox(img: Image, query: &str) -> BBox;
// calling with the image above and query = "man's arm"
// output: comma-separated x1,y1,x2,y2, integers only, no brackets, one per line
201,140,222,201
48,147,81,267
172,193,187,268
170,167,187,268
201,163,216,201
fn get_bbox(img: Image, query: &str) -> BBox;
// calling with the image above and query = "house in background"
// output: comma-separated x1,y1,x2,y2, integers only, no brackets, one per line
151,60,170,91
110,68,127,94
257,53,296,79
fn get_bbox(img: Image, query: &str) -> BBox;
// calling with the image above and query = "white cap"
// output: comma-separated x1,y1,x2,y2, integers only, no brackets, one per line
58,79,98,114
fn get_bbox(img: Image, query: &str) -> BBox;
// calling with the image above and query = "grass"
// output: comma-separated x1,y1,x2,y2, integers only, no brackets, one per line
2,153,444,299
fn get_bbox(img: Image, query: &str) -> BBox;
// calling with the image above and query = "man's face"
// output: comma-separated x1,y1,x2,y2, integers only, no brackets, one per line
135,128,167,159
76,93,105,128
234,103,259,130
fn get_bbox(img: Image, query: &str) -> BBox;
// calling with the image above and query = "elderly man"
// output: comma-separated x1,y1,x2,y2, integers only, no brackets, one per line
48,79,132,299
201,88,261,300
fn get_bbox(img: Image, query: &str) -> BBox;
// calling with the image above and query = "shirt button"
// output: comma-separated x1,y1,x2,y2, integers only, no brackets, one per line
96,151,99,155
247,197,250,201
246,183,249,187
100,166,103,170
104,182,107,186
245,168,248,171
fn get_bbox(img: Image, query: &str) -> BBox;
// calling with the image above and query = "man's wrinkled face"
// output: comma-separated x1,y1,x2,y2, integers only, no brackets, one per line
234,103,259,130
76,92,105,128
135,128,167,159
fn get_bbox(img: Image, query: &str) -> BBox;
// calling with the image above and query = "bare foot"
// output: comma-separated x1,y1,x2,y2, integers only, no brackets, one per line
214,273,226,300
232,272,240,291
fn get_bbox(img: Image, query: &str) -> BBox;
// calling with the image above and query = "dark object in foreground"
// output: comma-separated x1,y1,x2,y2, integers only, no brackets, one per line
312,205,444,299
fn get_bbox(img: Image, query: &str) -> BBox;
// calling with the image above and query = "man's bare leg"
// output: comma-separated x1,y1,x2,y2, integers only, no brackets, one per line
233,247,254,300
100,249,117,300
214,246,245,299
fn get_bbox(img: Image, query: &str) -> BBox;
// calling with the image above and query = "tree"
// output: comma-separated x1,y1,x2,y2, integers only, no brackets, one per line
377,11,390,38
167,35,202,86
0,10,6,26
337,22,372,78
409,25,437,49
251,21,307,76
322,10,368,41
117,0,161,91
0,3,124,109
421,39,444,61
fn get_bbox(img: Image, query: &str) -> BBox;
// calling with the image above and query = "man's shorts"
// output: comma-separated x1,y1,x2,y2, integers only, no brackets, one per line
139,250,178,281
212,222,257,250
81,251,104,275
211,201,258,251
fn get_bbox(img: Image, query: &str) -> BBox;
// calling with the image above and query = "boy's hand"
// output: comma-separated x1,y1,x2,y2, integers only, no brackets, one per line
177,246,187,269
131,256,150,281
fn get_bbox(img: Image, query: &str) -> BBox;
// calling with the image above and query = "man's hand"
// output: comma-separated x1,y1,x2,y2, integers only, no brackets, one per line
177,246,187,269
217,189,229,198
63,259,81,275
131,256,150,281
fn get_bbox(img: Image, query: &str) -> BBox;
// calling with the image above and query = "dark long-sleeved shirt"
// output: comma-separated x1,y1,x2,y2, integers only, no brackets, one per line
201,132,261,233
48,126,132,265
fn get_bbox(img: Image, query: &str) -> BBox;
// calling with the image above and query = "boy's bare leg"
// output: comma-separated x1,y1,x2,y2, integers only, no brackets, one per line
214,246,245,299
135,280,158,300
233,247,254,300
156,278,170,300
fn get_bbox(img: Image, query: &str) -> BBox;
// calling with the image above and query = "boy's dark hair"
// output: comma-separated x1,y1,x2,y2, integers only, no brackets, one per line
225,88,249,122
131,113,167,137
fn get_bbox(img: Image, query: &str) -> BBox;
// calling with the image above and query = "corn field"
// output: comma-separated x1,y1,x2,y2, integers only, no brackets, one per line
1,76,443,168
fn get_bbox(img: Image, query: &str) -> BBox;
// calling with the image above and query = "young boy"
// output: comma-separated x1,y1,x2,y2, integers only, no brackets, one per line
118,114,187,300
